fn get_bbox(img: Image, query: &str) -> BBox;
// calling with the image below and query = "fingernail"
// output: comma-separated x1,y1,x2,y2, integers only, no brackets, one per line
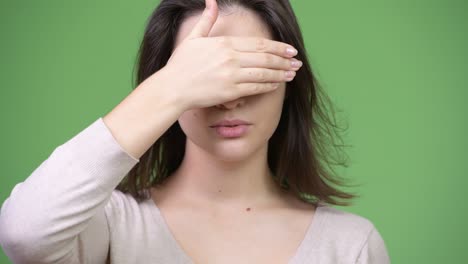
291,59,303,68
287,47,298,56
285,71,296,78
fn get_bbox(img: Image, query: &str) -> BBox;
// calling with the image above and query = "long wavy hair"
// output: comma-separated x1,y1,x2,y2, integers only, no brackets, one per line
116,0,361,206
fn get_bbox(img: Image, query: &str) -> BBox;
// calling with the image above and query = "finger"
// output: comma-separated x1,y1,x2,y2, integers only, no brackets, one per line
235,82,284,97
234,68,296,84
224,36,298,58
235,51,303,71
186,0,218,39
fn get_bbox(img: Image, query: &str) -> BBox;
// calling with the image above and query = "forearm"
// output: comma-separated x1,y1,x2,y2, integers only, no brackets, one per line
103,68,185,160
0,69,184,262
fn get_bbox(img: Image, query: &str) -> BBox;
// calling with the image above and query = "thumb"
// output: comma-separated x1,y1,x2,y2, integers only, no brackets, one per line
186,0,218,40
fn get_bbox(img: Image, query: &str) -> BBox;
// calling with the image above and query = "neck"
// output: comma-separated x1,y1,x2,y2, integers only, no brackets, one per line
159,139,286,209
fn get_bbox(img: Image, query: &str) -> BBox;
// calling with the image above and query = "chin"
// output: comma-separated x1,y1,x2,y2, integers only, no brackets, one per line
208,140,257,162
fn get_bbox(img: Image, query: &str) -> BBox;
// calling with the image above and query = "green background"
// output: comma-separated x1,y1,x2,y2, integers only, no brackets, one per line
1,0,467,263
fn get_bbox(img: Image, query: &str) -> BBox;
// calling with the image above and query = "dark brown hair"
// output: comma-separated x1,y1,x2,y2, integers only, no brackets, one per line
116,0,361,206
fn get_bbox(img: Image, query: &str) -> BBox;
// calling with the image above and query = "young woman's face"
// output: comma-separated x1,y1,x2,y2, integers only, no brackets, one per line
175,7,286,162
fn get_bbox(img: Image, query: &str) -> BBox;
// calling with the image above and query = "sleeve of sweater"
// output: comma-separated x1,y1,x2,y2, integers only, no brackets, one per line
355,225,391,264
0,117,140,264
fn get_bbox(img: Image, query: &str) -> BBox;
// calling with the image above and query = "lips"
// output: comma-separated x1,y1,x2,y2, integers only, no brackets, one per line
211,124,251,138
209,119,252,127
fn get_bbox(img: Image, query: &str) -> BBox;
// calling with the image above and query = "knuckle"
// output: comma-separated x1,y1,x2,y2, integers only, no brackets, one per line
280,71,286,81
252,84,262,93
255,38,267,52
257,71,267,82
264,54,273,65
286,58,293,69
221,51,236,65
218,36,232,46
220,68,233,80
215,36,226,44
223,51,237,65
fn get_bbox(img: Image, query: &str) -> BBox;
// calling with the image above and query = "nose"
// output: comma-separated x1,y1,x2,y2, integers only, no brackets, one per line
215,97,246,110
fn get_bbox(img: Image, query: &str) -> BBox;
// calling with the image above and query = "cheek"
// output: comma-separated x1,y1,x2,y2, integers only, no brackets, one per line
258,87,286,116
178,110,207,138
263,85,286,105
248,100,284,142
264,92,286,134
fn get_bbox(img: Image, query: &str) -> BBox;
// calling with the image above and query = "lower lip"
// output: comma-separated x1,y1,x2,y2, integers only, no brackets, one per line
211,125,251,138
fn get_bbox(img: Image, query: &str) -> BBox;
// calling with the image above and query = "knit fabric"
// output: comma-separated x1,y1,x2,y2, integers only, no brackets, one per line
0,118,391,264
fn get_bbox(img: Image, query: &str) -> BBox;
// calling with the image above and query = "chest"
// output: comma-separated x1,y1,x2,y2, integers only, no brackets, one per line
160,207,315,264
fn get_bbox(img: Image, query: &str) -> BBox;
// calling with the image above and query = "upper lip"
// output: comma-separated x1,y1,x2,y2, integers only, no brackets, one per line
210,119,252,127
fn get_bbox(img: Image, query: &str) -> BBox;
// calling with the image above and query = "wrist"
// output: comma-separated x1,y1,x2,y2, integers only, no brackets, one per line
138,67,187,116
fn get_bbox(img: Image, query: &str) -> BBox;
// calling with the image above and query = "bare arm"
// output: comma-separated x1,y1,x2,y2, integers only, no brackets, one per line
103,68,186,160
0,0,301,260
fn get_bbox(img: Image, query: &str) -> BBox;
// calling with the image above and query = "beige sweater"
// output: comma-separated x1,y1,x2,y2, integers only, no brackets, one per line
0,117,391,264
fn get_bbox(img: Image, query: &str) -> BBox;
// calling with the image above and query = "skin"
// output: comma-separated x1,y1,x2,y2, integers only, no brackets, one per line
155,5,291,211
150,5,317,264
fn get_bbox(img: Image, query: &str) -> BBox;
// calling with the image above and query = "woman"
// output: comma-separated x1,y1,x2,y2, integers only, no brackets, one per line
0,0,390,263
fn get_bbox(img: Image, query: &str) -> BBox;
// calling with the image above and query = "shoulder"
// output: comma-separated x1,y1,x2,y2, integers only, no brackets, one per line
103,189,155,224
317,205,376,236
101,191,171,260
310,204,390,262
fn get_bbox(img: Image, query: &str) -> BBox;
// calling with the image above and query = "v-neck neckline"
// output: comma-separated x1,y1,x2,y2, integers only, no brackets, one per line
146,197,327,264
